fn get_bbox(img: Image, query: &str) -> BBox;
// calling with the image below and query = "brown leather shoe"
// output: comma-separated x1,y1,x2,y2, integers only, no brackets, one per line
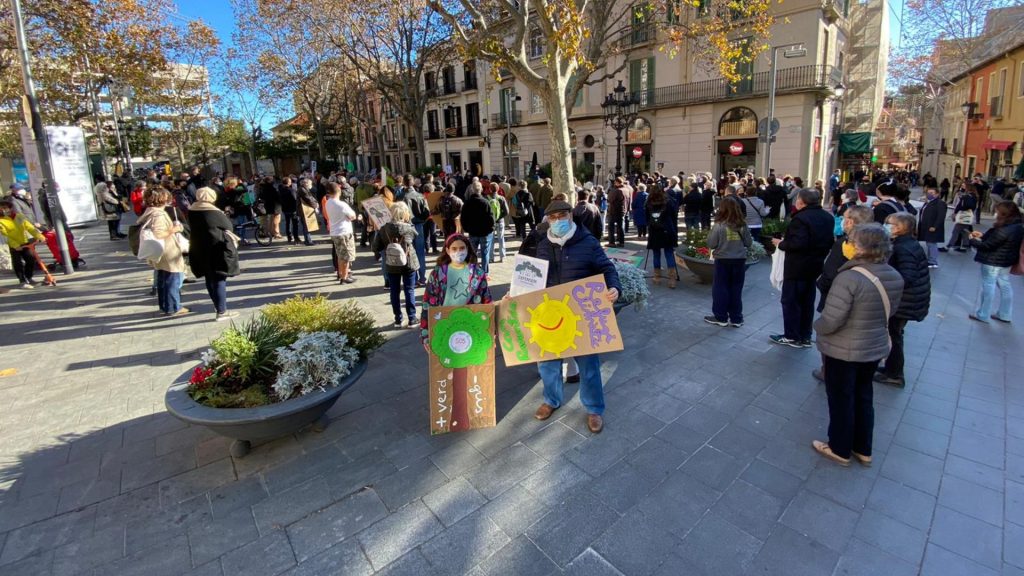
586,414,604,434
812,440,850,466
851,451,872,467
534,403,556,420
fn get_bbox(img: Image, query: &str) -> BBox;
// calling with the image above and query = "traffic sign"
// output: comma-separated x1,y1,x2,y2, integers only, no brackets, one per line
632,146,643,159
728,142,745,156
757,118,780,137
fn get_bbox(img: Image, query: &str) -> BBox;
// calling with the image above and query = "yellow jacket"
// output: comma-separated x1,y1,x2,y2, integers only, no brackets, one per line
0,214,44,247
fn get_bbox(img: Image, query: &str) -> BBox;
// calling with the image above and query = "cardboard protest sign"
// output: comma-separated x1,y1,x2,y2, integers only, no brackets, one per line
605,247,644,268
509,254,549,296
426,193,444,228
497,275,624,367
362,196,391,229
428,305,497,434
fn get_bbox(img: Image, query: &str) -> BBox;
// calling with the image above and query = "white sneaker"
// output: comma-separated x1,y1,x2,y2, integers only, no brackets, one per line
216,311,239,322
20,282,33,289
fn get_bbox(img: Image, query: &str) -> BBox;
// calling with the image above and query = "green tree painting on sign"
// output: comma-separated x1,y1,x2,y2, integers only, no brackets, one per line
430,308,493,432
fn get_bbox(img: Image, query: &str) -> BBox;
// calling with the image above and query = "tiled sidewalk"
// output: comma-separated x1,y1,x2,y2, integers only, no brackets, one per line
0,222,1020,576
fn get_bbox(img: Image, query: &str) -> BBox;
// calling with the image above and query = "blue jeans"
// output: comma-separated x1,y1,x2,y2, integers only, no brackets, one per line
924,242,939,266
975,264,1013,322
387,270,417,323
157,270,183,313
469,234,493,274
413,223,427,282
205,276,227,314
712,258,746,323
651,248,676,269
538,354,605,415
493,222,506,260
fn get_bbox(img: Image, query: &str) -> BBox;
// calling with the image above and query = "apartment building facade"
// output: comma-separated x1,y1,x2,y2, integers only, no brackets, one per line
422,0,852,182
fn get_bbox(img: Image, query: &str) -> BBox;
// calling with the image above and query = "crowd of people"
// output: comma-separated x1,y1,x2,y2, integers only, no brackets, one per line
2,161,1022,442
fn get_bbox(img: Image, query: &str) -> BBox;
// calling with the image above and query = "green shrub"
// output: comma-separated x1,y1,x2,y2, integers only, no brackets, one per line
262,294,385,356
209,316,289,384
761,217,789,237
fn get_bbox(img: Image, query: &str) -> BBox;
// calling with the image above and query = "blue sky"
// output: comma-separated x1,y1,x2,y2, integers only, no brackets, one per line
174,0,236,45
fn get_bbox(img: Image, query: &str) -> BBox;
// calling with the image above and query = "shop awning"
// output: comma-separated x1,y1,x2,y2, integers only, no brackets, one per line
984,140,1014,150
839,132,872,155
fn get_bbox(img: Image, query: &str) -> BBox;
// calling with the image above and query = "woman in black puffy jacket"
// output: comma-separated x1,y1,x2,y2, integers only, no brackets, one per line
876,213,931,387
968,201,1023,323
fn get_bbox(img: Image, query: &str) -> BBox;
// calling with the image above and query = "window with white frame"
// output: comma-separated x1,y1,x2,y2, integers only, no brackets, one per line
1019,61,1024,96
529,28,544,59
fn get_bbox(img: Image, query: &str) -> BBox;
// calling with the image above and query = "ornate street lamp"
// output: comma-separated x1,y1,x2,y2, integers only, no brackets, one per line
601,80,639,177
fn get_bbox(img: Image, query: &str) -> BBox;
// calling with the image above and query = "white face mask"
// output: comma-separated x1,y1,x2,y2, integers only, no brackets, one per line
449,250,468,264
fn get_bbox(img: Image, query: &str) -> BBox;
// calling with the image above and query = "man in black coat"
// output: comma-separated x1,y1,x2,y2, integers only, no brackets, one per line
460,182,496,274
917,187,946,268
764,176,788,219
771,188,836,348
572,191,603,240
872,179,906,223
876,213,930,387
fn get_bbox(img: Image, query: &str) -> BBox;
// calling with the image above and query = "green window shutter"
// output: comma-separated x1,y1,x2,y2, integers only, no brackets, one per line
630,60,642,93
647,57,655,93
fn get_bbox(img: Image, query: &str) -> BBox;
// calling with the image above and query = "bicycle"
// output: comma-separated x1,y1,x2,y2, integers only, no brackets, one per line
234,219,272,246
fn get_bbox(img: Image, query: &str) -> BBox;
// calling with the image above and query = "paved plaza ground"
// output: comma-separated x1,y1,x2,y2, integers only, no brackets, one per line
0,217,1021,576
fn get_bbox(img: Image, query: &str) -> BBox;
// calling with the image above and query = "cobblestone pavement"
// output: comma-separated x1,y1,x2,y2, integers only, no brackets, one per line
0,218,1021,576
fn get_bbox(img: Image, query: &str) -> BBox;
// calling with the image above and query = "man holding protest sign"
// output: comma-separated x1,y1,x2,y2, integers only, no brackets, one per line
530,200,621,433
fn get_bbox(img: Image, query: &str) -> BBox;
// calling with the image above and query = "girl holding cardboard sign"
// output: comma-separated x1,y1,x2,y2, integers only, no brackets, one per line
419,234,493,349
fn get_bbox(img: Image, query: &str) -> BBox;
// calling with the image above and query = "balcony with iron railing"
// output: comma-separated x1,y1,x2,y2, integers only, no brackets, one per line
630,64,843,110
466,124,481,137
464,77,478,91
491,111,523,128
427,127,441,140
425,81,463,99
622,23,657,47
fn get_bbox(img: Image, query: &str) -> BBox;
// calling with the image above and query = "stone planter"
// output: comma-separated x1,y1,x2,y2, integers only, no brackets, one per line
165,358,368,457
674,253,760,284
675,253,715,284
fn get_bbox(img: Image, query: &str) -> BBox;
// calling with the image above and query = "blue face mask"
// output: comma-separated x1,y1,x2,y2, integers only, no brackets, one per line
883,223,894,237
550,219,572,237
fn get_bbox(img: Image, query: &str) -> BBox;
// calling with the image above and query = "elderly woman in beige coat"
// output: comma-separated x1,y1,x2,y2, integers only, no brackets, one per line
812,223,904,467
95,182,126,240
138,187,188,316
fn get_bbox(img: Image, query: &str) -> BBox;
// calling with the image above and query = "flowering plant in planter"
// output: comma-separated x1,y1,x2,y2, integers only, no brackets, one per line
187,296,383,408
681,227,767,264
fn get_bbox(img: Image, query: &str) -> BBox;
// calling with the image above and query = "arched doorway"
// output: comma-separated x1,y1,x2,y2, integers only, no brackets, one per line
718,107,758,176
625,117,652,174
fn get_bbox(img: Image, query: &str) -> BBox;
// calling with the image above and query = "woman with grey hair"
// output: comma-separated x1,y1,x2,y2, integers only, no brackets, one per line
812,223,904,466
372,201,419,327
95,182,126,240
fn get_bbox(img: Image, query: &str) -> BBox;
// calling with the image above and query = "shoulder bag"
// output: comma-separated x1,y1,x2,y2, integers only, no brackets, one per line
850,266,892,348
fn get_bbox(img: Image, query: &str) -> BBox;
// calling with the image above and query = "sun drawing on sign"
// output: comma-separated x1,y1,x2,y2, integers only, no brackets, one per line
524,294,583,357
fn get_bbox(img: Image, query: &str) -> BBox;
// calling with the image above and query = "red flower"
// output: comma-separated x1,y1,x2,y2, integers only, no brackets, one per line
190,366,214,386
697,247,711,257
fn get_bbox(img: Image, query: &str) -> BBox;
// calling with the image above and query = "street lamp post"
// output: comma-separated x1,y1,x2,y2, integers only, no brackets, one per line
601,80,639,177
9,0,73,273
504,89,521,177
763,44,807,178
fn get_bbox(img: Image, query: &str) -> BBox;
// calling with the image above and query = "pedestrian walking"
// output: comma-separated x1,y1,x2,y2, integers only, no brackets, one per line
372,202,419,328
813,224,904,467
770,188,836,348
95,182,127,240
942,185,977,252
875,213,931,387
402,181,432,283
0,199,45,289
487,183,509,263
511,180,536,239
531,200,621,434
434,184,463,240
139,188,189,317
968,201,1023,324
186,187,241,321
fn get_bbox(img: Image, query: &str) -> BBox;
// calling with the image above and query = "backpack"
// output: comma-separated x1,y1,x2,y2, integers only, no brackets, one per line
489,196,502,222
514,190,532,218
440,195,459,220
384,226,408,267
